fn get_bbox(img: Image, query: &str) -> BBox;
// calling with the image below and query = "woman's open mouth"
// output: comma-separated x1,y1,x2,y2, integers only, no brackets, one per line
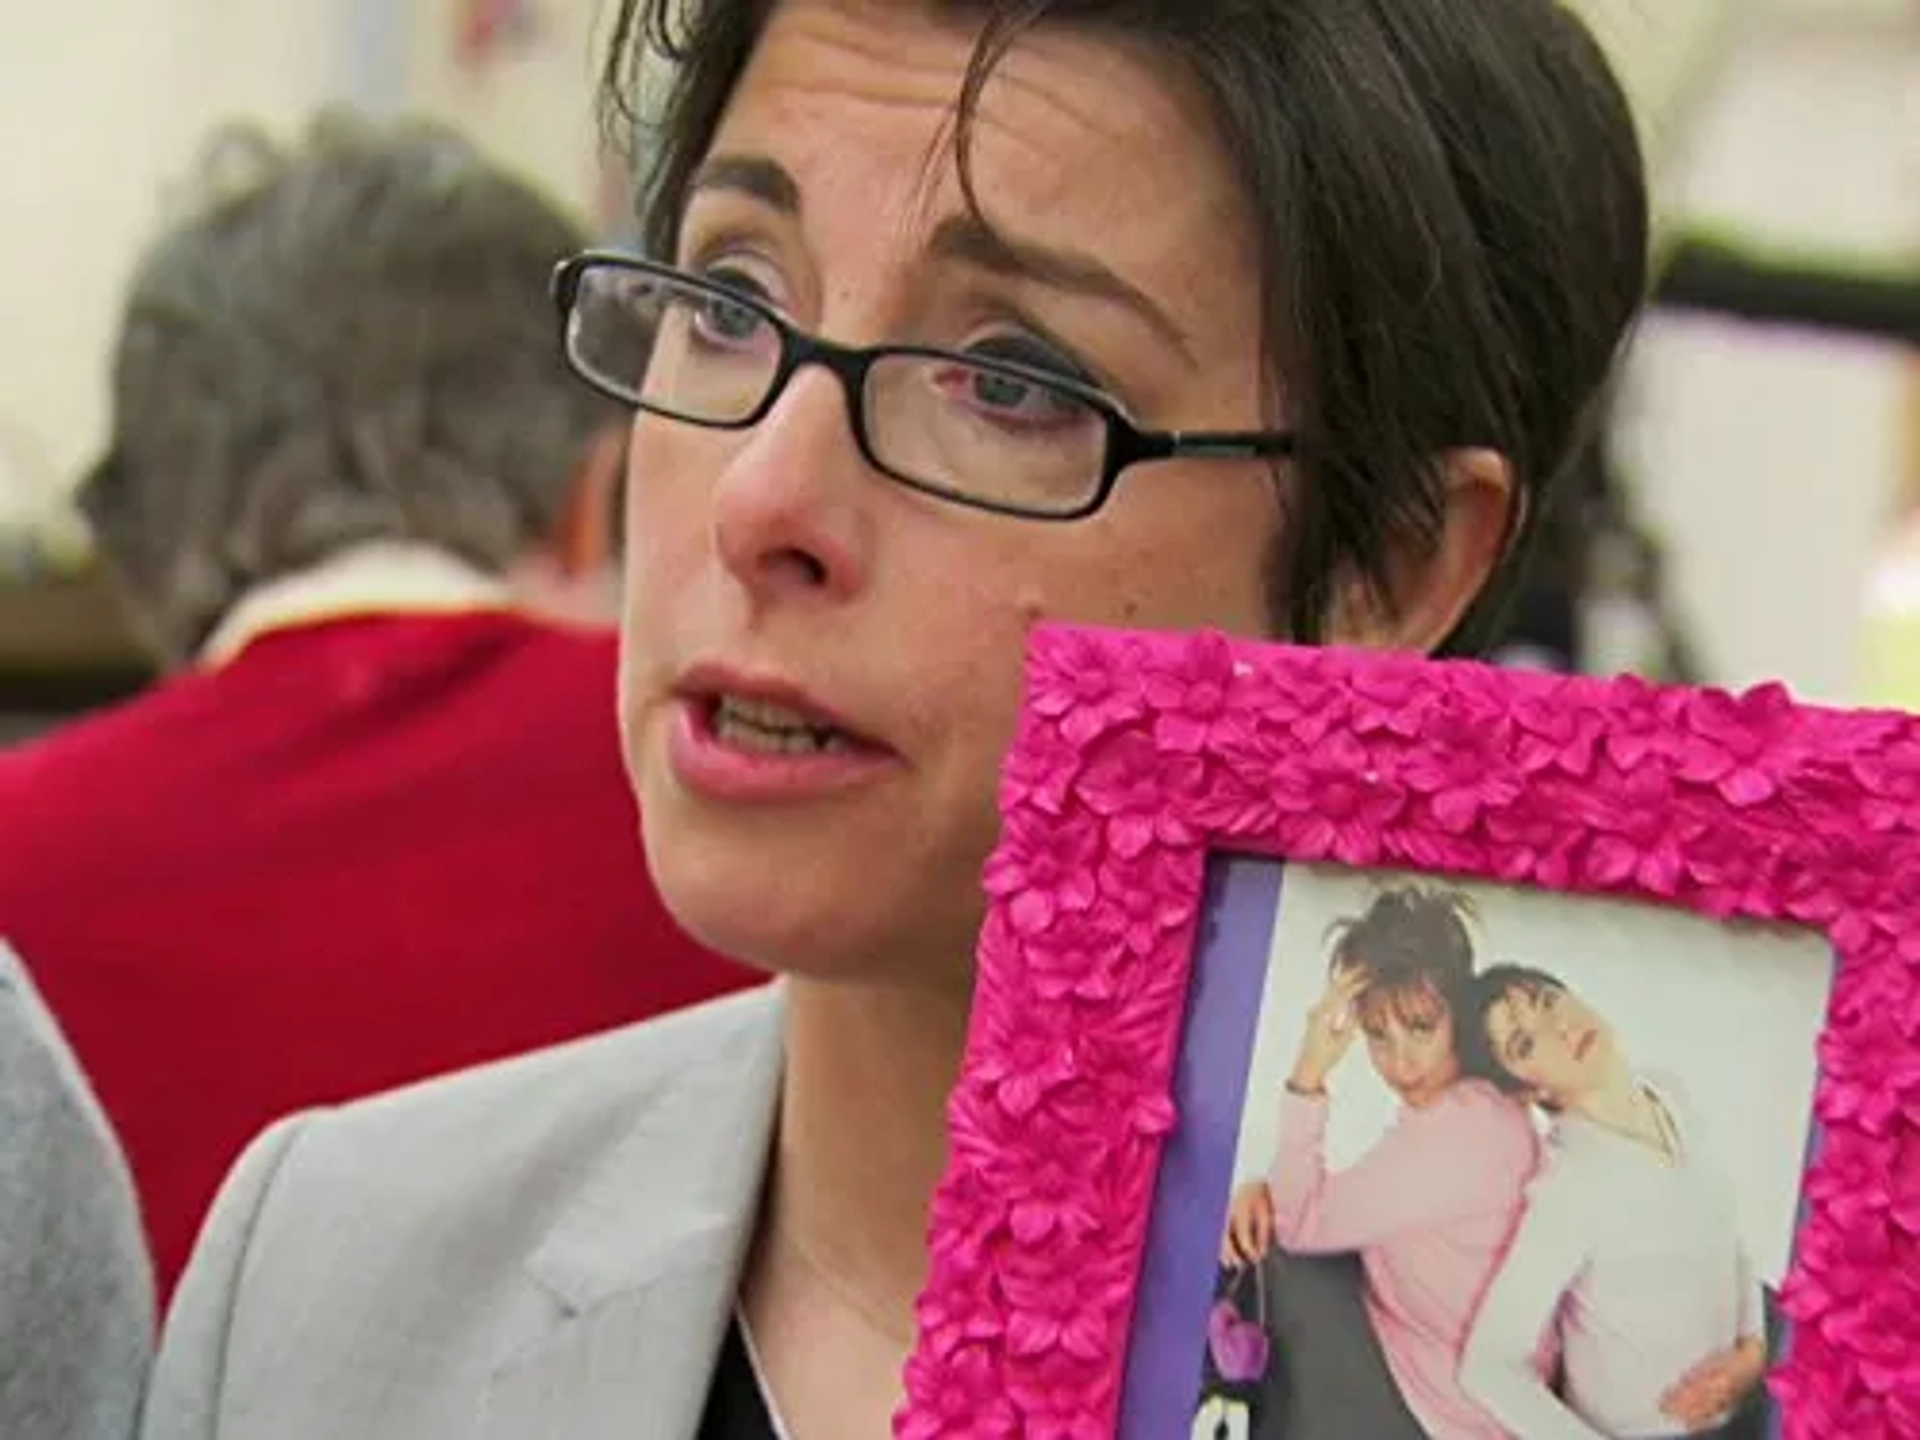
709,694,858,755
666,677,898,804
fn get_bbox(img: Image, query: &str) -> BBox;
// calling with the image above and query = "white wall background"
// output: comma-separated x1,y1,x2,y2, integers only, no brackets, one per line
0,1,347,515
400,0,614,227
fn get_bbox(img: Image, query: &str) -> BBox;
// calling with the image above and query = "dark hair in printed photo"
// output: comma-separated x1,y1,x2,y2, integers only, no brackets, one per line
1324,885,1478,1032
1456,961,1568,1099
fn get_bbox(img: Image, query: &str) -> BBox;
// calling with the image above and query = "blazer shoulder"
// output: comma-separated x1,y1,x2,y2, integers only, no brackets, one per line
174,982,781,1289
296,981,781,1180
146,984,783,1439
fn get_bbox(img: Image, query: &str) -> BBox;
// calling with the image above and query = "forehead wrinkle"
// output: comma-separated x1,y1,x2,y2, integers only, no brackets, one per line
749,1,1214,234
749,0,981,123
962,28,1201,176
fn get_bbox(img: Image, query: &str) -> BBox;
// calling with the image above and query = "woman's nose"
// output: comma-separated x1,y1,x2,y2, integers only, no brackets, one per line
709,368,873,606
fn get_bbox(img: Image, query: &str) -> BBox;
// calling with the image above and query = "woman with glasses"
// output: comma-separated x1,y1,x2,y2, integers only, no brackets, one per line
143,2,1649,1437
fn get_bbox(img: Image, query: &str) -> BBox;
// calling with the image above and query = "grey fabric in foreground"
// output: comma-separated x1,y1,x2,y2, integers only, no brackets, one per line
0,939,154,1440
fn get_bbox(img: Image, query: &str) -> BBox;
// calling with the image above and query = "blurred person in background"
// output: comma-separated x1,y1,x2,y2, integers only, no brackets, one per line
0,941,151,1440
0,113,757,1307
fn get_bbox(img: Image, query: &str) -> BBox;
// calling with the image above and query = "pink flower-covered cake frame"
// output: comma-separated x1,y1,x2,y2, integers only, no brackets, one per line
898,623,1920,1440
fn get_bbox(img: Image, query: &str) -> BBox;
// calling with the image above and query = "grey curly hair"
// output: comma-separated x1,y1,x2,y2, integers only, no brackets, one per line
80,111,622,662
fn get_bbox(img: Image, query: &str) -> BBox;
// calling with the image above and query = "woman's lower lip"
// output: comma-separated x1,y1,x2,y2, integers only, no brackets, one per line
665,698,899,802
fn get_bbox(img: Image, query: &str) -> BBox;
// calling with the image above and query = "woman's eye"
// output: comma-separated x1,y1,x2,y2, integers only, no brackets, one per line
948,365,1090,428
697,295,765,342
680,270,774,351
936,338,1100,430
966,334,1094,388
972,370,1039,411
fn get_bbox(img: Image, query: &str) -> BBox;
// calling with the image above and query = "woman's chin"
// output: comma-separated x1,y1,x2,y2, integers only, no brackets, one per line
634,739,990,989
647,850,815,973
641,819,987,995
639,814,877,979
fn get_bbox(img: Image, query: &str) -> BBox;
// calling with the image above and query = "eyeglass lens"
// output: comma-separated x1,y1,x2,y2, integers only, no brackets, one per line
567,265,1111,515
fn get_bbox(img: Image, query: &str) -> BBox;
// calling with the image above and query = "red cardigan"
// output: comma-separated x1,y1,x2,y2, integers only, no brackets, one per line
0,613,759,1304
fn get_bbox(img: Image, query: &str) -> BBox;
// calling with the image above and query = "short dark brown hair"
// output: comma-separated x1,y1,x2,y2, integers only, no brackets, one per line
598,0,1648,655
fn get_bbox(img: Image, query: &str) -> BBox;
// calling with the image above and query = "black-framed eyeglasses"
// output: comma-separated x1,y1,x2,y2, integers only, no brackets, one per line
550,251,1296,521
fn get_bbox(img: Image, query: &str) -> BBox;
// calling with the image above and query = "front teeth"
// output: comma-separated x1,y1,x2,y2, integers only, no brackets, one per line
714,696,849,754
722,695,820,730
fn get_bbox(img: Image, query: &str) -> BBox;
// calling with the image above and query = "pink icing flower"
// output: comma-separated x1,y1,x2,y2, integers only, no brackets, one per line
968,1023,1081,1121
1001,1154,1107,1248
897,1342,1021,1440
1044,1047,1178,1143
1211,701,1317,791
1392,824,1495,879
1821,1283,1918,1385
921,1174,1010,1277
1026,629,1149,746
1678,815,1777,907
1075,731,1207,858
1019,907,1132,1004
1143,629,1240,753
1803,1120,1895,1201
1213,726,1408,865
1508,692,1609,777
1001,713,1090,817
997,1243,1131,1347
1562,764,1699,898
1819,1026,1920,1137
983,810,1105,938
1481,802,1585,889
1663,682,1807,808
1582,829,1689,898
1185,771,1284,836
1586,673,1693,779
1390,688,1522,834
1849,741,1920,835
1095,848,1202,957
1345,660,1442,739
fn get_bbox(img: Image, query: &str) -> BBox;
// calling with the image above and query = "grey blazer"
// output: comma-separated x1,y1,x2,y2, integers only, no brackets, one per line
0,940,154,1440
141,983,784,1440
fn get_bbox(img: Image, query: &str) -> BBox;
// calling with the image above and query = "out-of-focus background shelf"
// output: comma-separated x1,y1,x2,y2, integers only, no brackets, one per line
0,569,152,734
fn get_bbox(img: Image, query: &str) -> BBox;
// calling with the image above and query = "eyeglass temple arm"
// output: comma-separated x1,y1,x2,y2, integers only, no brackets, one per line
1122,429,1297,465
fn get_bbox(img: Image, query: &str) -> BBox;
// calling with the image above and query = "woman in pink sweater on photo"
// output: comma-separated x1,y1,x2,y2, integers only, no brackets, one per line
1222,888,1544,1440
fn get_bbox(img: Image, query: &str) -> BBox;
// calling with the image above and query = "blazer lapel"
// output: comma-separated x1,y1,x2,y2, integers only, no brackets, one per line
479,1231,741,1440
480,988,785,1440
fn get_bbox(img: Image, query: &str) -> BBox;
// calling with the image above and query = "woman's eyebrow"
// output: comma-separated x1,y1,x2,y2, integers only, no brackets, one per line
685,154,1196,365
690,153,803,216
928,213,1195,364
